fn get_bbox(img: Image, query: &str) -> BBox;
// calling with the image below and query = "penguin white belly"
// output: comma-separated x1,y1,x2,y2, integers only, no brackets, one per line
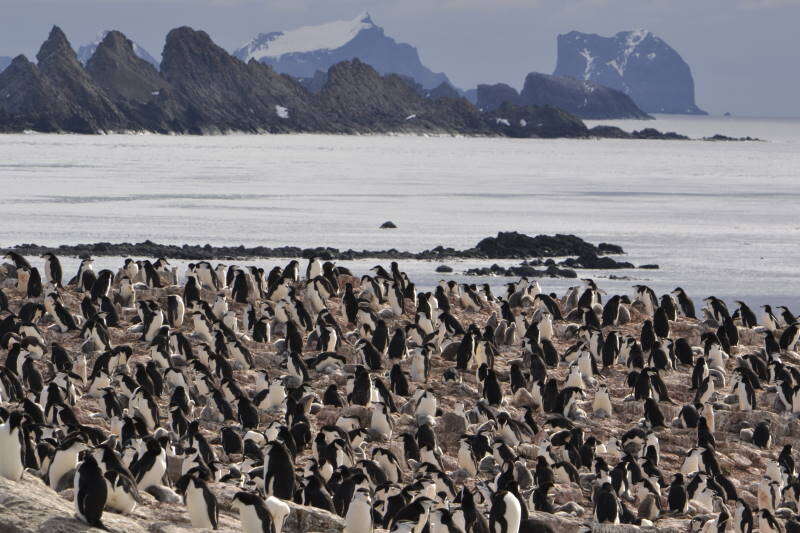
344,500,372,533
458,445,477,475
238,505,266,533
410,355,426,382
0,428,23,480
265,496,290,533
370,410,392,439
107,481,137,514
138,454,166,489
414,391,436,418
593,392,612,416
186,485,213,528
502,493,522,533
49,450,80,489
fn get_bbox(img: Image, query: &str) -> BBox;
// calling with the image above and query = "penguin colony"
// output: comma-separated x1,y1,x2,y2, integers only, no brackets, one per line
1,250,800,533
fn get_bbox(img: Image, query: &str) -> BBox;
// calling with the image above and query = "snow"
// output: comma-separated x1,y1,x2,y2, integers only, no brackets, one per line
496,118,510,127
519,119,527,127
647,52,657,60
275,106,289,119
405,114,417,121
579,48,595,80
607,59,624,77
240,12,376,61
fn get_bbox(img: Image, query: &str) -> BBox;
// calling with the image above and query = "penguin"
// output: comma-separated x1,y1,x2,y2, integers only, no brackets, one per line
752,422,772,449
263,441,295,499
671,288,696,319
594,482,620,524
178,473,219,529
757,509,782,533
668,473,689,513
41,252,63,287
0,411,26,480
48,433,88,489
732,498,754,533
489,490,522,533
167,294,185,328
735,301,758,328
344,486,374,533
762,305,780,332
592,384,612,418
26,267,43,299
231,491,274,533
74,453,108,529
780,323,800,351
131,435,168,489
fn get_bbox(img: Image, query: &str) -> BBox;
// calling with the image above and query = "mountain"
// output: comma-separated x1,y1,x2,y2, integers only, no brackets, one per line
477,72,650,119
78,31,159,67
0,57,11,72
1,25,673,139
233,12,450,90
553,30,705,115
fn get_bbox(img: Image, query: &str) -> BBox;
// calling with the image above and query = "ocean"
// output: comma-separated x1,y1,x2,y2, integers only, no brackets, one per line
1,115,799,311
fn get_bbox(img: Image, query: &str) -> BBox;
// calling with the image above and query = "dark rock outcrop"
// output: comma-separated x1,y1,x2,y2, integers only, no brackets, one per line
315,59,488,134
476,83,522,111
160,27,323,134
484,102,589,139
35,26,127,132
78,31,159,67
560,252,635,269
234,12,450,90
85,31,168,110
588,125,689,140
476,73,649,119
0,55,71,132
464,262,578,278
6,232,625,261
554,30,706,115
474,232,608,259
427,82,461,100
520,72,650,119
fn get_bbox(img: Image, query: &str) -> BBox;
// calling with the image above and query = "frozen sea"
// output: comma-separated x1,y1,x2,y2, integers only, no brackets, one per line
1,115,799,310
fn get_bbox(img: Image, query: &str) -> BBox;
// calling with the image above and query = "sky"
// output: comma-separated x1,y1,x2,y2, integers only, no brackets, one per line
1,0,798,117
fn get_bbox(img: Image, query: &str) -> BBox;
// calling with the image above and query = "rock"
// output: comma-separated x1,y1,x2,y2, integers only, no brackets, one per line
379,221,397,229
474,232,601,259
438,411,467,440
554,30,706,115
597,242,625,254
560,252,634,270
484,102,589,138
217,484,345,533
5,232,623,262
464,262,577,279
476,83,522,110
478,72,650,120
639,264,660,269
435,265,453,273
740,428,754,442
0,473,149,533
520,72,650,119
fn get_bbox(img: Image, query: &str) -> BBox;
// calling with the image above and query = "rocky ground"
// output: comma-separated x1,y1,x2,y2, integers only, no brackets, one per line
0,257,796,533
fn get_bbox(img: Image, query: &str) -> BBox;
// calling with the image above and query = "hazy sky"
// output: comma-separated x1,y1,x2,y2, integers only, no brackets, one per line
2,0,798,116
